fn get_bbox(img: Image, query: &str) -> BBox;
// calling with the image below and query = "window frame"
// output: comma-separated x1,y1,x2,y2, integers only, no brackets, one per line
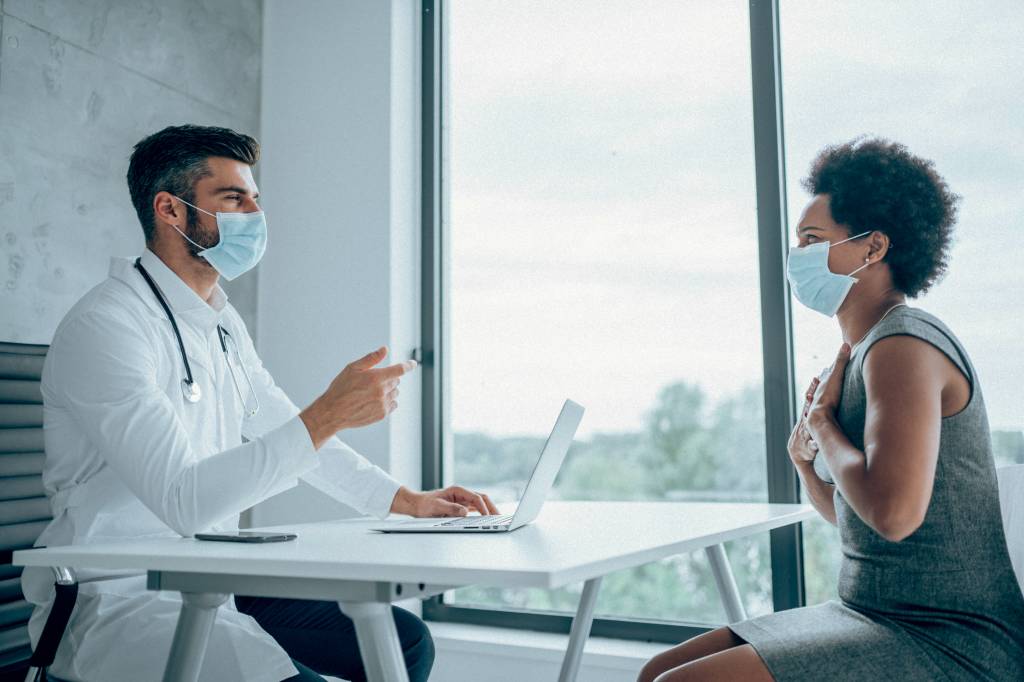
419,0,804,643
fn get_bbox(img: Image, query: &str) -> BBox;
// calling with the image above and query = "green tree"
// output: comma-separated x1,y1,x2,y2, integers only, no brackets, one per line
993,430,1024,466
706,385,767,500
557,433,650,500
643,381,717,495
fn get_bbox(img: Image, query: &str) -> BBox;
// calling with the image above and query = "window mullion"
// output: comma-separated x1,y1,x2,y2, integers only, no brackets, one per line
749,0,805,612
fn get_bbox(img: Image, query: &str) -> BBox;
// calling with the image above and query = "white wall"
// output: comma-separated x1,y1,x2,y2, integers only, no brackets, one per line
0,0,262,344
254,0,421,525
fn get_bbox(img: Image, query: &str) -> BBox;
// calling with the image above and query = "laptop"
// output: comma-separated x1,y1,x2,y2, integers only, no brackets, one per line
372,399,584,533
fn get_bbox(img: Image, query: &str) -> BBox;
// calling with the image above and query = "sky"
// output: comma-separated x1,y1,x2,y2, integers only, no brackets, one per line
445,0,1024,438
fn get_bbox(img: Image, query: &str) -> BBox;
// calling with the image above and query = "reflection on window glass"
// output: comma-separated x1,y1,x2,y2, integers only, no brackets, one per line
782,0,1024,606
445,0,772,623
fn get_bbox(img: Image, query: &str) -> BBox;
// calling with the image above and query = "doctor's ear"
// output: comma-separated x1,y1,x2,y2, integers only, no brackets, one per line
153,192,184,226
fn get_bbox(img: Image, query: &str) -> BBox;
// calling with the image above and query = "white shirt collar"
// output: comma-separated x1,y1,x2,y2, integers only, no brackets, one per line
111,249,228,332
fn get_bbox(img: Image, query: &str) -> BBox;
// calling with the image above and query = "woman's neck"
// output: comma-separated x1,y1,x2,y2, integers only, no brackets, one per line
837,285,907,348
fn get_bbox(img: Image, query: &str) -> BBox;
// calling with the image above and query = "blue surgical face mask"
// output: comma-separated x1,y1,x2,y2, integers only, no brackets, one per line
786,231,872,317
171,196,268,281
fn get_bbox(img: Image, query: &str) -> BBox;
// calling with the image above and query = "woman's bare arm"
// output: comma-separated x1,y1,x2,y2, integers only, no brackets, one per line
795,460,837,525
807,338,950,542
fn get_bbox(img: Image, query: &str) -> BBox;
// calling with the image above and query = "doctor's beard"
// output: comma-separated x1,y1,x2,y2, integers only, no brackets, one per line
182,205,219,260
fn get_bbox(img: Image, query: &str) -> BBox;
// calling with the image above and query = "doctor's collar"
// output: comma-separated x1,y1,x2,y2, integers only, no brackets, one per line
137,249,228,313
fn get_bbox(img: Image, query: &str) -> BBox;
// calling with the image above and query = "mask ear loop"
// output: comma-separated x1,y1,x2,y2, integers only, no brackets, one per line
173,195,217,218
831,230,873,247
848,258,872,277
834,230,876,277
169,195,221,251
170,223,209,251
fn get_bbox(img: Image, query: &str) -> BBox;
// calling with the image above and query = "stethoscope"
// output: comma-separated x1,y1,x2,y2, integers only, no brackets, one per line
134,258,260,418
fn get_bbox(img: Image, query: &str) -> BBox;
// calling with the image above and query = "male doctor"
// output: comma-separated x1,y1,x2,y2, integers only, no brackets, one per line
23,124,498,682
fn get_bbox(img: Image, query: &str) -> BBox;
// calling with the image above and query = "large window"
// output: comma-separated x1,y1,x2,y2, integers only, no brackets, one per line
423,0,789,641
421,0,1023,640
445,0,770,630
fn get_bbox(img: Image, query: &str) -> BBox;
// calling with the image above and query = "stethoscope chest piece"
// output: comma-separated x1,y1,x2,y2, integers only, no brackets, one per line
182,379,202,403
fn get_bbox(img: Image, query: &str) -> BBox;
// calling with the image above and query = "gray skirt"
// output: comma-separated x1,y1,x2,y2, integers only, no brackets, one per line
729,601,952,681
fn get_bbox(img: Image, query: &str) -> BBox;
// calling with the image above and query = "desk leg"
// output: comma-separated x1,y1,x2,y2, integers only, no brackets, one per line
557,576,603,682
337,600,410,682
162,591,228,682
705,543,747,623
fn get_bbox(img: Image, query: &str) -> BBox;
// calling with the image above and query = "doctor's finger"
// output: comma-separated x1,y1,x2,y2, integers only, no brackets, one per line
465,492,490,515
448,486,490,515
480,492,499,515
375,360,418,380
434,500,468,517
349,346,388,370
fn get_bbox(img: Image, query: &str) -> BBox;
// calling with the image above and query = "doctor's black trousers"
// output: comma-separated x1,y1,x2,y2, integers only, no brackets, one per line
235,595,435,682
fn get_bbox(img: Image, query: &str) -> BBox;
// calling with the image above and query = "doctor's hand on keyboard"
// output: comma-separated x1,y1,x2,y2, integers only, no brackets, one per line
300,346,417,450
389,484,500,518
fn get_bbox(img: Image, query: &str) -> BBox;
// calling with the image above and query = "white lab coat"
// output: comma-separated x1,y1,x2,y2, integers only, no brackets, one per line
22,249,402,682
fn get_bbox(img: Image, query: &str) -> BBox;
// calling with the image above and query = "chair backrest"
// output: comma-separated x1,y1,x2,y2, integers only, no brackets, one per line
0,342,51,674
997,464,1024,591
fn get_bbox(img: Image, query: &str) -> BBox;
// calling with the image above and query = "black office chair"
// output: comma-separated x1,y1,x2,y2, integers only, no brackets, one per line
0,342,77,682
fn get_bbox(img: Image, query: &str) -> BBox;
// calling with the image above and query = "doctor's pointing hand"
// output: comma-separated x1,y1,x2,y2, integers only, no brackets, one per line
300,346,415,445
300,346,499,518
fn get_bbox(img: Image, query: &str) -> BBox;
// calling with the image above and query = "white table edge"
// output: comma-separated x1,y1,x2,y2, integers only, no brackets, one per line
12,506,817,590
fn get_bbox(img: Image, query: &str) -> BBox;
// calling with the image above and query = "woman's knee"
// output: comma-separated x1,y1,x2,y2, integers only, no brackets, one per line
638,647,689,682
650,644,773,682
637,656,668,682
637,627,744,682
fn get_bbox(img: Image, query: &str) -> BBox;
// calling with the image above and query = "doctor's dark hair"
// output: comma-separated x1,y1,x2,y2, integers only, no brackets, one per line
802,137,959,298
127,125,260,243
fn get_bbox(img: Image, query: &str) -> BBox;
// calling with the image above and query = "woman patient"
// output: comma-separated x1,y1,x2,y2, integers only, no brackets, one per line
639,138,1024,681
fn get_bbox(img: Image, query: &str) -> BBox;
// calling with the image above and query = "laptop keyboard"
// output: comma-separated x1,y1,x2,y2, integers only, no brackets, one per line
437,515,513,527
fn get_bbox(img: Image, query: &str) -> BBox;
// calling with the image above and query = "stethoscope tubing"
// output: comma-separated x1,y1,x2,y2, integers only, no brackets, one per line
134,258,197,392
134,257,259,416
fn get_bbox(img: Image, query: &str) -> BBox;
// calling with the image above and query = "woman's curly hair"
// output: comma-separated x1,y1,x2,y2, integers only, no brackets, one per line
802,137,960,298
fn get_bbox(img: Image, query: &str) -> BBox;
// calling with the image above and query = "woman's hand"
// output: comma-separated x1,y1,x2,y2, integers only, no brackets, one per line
807,343,852,439
788,377,821,463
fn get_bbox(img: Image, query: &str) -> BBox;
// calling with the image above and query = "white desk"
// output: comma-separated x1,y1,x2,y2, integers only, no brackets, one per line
14,501,814,682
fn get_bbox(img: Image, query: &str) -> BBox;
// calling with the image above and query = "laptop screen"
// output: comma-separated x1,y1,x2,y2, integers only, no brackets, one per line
509,399,585,525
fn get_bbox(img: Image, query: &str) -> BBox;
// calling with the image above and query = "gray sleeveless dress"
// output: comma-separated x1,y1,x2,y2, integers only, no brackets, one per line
730,306,1024,680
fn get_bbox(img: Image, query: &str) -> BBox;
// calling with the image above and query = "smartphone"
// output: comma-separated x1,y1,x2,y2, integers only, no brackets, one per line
194,531,297,543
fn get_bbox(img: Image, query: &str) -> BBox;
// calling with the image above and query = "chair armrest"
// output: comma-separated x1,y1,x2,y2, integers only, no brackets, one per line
28,567,78,670
26,566,147,674
49,566,75,586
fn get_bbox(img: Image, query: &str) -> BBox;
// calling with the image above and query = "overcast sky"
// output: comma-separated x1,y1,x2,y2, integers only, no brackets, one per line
446,0,1024,437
